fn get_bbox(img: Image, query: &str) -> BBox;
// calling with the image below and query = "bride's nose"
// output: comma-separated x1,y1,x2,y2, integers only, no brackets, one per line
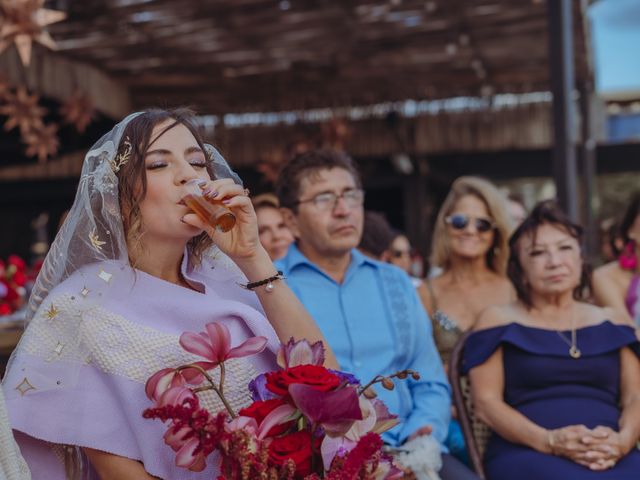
176,160,201,185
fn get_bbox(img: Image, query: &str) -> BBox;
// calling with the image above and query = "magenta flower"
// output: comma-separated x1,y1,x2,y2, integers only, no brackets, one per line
179,322,268,370
288,383,362,435
277,337,325,368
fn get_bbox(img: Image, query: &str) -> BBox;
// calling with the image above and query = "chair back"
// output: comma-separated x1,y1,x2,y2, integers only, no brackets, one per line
448,331,491,480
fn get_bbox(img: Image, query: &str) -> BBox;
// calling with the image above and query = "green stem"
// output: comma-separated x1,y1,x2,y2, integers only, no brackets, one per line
219,362,226,397
177,364,237,418
358,375,384,396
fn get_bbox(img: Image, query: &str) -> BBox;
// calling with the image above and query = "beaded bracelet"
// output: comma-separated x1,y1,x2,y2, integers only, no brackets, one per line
241,271,285,292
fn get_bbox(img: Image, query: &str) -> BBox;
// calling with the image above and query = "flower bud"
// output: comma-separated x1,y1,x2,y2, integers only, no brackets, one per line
411,372,421,381
381,378,395,390
362,387,378,399
396,371,408,379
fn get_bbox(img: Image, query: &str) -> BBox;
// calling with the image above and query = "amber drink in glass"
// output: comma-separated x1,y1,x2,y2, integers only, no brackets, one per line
183,179,236,232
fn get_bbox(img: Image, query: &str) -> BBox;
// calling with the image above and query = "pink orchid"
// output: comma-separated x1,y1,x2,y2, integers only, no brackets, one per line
145,368,209,402
164,425,192,452
320,397,399,469
225,416,259,435
321,435,357,470
370,398,399,434
288,383,362,436
174,436,207,472
180,322,268,371
256,403,298,440
158,385,198,408
277,337,325,368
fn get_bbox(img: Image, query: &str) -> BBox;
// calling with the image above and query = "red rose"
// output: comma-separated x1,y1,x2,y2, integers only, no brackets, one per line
266,365,341,397
238,398,293,437
0,303,11,315
267,430,318,477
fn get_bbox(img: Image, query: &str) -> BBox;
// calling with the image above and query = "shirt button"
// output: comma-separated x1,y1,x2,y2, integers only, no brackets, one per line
354,361,362,368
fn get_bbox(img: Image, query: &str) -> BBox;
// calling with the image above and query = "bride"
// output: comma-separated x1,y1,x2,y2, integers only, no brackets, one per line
2,108,335,479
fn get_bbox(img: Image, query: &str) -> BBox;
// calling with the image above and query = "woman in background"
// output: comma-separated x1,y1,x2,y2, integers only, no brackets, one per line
423,176,514,367
252,193,294,261
422,176,514,465
593,193,640,325
466,201,640,479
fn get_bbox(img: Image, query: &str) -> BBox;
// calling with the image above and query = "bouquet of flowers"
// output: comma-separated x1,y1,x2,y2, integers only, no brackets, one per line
144,321,419,479
0,255,29,316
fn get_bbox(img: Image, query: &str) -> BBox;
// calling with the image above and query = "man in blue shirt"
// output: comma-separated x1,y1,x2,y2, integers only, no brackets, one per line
275,149,479,479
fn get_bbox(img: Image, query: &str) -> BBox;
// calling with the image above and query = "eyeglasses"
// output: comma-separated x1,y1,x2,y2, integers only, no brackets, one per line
445,214,495,233
296,189,365,211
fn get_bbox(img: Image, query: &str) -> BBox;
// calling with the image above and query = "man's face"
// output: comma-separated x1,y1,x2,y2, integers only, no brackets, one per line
284,167,364,260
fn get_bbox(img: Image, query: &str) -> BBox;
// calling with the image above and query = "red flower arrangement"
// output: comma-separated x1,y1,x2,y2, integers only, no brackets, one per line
0,255,30,316
143,322,418,479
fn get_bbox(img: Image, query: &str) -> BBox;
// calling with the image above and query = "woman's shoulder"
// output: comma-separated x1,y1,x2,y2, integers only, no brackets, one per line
577,302,634,328
593,261,631,285
473,303,521,332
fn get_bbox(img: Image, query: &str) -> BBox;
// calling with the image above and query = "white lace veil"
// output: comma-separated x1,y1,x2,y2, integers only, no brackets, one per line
4,111,245,479
26,111,242,325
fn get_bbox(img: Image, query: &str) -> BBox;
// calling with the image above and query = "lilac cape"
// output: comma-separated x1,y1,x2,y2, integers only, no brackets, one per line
2,252,280,479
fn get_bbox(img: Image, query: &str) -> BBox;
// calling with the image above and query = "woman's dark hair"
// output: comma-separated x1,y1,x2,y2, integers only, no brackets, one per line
507,200,591,307
359,210,397,258
619,192,640,244
116,107,214,266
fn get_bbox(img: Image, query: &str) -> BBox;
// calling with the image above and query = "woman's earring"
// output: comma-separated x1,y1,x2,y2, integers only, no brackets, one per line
618,240,638,271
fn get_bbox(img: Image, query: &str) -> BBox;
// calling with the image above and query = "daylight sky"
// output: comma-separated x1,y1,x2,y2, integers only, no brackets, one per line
589,0,640,93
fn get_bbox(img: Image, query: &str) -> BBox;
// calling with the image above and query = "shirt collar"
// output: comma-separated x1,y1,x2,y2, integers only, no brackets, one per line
283,243,379,282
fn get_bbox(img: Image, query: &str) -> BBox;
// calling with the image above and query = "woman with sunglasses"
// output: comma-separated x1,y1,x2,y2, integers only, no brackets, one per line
425,176,514,368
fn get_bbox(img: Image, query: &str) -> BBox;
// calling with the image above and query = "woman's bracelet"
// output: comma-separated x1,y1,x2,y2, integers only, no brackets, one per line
240,271,285,292
547,429,556,455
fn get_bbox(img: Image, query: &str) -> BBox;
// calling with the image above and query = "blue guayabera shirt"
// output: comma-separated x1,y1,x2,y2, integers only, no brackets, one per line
277,244,451,449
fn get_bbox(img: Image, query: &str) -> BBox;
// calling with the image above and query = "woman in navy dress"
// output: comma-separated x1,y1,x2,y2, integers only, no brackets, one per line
463,201,640,479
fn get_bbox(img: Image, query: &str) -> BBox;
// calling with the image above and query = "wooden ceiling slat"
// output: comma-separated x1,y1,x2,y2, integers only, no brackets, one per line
43,0,591,114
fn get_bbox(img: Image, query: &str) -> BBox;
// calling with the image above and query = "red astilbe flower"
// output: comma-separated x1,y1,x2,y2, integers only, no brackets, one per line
324,433,399,480
143,388,227,472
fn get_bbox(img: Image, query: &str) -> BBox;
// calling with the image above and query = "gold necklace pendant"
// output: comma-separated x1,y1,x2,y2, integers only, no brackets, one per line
569,345,581,359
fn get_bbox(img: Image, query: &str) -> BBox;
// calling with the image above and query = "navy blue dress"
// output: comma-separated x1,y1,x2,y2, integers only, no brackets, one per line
463,321,640,479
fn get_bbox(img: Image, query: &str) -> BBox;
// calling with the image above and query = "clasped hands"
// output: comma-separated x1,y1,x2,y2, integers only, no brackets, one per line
548,425,631,470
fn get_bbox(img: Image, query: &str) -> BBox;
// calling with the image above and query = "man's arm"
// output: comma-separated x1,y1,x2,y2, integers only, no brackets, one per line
397,285,451,446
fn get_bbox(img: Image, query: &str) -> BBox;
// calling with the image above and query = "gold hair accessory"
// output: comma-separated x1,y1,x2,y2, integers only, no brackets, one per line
110,137,132,173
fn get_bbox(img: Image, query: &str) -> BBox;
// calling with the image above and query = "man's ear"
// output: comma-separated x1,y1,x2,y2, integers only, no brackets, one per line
280,207,300,239
380,249,392,263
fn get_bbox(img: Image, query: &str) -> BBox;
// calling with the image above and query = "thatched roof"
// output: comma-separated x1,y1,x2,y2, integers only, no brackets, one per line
47,0,593,114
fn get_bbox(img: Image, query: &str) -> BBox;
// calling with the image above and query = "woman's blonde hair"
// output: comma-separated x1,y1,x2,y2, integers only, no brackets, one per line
430,176,513,275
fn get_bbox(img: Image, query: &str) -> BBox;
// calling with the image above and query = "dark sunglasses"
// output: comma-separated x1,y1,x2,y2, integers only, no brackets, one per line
445,214,495,233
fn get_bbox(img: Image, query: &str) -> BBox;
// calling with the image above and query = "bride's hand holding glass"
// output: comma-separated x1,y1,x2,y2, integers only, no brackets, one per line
181,178,264,262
